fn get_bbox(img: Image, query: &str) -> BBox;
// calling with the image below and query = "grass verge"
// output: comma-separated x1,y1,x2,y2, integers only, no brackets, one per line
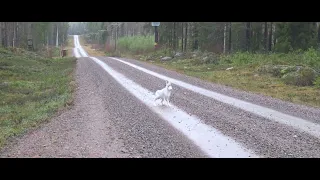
0,47,77,148
151,59,320,108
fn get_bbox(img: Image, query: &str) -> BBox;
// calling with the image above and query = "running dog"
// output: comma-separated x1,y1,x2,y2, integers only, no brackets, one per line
154,80,173,106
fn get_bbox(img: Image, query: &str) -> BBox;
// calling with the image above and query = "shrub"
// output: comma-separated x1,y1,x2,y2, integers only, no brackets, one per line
282,67,317,86
117,35,154,54
313,76,320,88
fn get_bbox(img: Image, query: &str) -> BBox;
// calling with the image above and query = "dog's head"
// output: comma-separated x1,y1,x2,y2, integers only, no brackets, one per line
166,80,173,91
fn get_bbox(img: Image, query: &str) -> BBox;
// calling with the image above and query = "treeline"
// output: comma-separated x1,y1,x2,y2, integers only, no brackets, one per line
68,22,86,35
146,22,320,53
79,22,320,54
0,22,69,51
78,22,149,45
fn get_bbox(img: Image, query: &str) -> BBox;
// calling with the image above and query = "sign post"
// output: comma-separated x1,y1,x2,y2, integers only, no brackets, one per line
151,22,160,50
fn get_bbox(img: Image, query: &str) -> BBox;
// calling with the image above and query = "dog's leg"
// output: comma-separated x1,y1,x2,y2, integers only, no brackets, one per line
154,94,160,106
165,96,169,106
160,98,164,106
166,96,172,107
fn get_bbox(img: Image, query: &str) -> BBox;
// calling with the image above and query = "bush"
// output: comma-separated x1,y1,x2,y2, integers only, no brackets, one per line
313,76,320,88
302,48,320,70
280,66,298,75
201,53,220,64
257,65,289,77
282,67,318,86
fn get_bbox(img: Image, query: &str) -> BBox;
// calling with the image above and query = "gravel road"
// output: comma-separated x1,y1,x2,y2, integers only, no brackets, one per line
1,35,320,158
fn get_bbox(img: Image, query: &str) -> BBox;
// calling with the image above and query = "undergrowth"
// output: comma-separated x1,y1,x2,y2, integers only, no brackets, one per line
0,47,76,148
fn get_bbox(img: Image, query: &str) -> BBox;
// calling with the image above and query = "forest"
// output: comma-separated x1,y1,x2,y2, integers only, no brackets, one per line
72,22,320,107
1,22,320,107
0,22,69,56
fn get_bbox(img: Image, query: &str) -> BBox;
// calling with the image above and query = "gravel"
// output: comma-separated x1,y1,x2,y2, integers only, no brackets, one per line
0,57,206,158
97,56,320,158
105,56,320,124
2,42,320,157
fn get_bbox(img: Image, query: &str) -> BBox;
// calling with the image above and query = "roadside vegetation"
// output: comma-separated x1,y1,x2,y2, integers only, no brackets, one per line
0,22,77,148
76,22,320,108
0,46,76,148
65,36,75,57
84,36,320,107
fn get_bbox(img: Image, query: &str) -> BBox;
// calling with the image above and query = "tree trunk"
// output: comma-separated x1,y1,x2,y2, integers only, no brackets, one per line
184,22,188,52
181,22,184,52
7,22,12,47
318,22,320,44
269,22,273,51
193,22,198,50
0,22,2,47
51,23,55,46
13,22,16,48
223,23,227,53
264,22,268,52
169,27,172,48
56,24,59,47
273,23,276,48
173,22,176,50
15,22,19,47
4,22,8,47
228,22,232,53
246,22,251,51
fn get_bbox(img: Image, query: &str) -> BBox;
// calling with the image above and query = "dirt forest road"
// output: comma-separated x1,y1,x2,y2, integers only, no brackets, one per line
2,35,320,158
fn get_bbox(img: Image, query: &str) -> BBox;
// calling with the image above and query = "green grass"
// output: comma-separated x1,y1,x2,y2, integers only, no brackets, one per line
0,47,76,148
154,61,320,107
218,48,320,70
66,36,75,57
117,35,154,54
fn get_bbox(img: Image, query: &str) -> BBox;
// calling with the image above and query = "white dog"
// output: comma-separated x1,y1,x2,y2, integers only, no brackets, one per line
154,80,173,106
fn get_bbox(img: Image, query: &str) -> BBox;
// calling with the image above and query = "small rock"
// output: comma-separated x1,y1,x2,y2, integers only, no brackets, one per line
254,74,259,77
161,56,172,61
121,149,128,153
288,154,293,156
293,135,298,138
174,52,183,57
207,68,211,70
1,82,9,86
202,56,208,61
226,67,234,71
